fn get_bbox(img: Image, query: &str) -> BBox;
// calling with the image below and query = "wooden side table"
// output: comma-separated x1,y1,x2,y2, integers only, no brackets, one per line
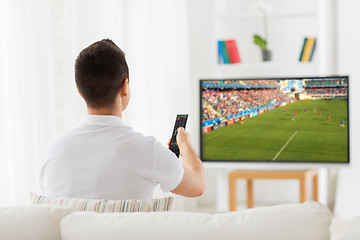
228,169,319,211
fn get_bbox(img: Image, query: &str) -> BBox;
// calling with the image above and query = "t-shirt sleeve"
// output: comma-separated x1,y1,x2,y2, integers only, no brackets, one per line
153,140,184,193
38,143,52,194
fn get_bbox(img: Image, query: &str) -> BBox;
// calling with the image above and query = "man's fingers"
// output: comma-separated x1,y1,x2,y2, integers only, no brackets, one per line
177,127,184,133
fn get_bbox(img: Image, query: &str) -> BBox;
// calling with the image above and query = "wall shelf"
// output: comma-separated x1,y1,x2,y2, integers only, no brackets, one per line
213,0,323,79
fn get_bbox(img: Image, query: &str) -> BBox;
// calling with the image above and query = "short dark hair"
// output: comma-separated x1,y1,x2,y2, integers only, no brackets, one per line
75,39,129,109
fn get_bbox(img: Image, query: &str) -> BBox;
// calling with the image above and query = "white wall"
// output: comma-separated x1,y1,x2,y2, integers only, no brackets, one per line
334,0,360,219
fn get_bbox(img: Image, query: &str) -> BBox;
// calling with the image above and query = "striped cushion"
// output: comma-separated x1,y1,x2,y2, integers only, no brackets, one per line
30,193,173,212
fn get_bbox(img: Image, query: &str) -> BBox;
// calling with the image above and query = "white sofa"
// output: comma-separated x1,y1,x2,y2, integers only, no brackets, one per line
0,201,358,240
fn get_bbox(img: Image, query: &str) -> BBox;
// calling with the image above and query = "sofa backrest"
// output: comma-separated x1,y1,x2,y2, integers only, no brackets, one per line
60,201,332,240
0,205,72,240
339,216,360,240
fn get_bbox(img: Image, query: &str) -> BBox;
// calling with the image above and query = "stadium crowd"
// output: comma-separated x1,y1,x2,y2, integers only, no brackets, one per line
202,89,291,122
305,79,348,87
306,88,348,96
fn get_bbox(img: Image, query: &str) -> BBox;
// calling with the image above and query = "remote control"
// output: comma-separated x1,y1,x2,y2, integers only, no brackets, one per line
169,114,188,157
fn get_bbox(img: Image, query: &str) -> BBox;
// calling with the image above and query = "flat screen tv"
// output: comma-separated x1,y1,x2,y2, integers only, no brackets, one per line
200,76,349,164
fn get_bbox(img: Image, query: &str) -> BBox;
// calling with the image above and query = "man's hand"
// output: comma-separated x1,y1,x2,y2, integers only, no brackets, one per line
176,127,191,157
176,127,190,143
171,127,205,197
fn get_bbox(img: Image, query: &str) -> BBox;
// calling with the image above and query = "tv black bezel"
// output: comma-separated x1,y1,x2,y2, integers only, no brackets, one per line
199,76,350,164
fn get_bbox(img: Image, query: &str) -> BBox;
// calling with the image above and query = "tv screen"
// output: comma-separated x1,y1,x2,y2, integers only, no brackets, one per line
200,76,349,163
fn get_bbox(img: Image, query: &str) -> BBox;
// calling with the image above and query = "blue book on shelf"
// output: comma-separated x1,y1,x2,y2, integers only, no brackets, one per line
218,41,225,64
299,38,307,61
218,41,230,64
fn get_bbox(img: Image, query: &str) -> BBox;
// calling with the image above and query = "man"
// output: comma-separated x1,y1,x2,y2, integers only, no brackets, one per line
39,39,205,200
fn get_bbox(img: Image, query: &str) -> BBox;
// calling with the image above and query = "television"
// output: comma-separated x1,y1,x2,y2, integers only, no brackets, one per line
200,76,349,164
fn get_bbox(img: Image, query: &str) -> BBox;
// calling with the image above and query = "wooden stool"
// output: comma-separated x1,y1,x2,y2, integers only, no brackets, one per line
228,169,319,211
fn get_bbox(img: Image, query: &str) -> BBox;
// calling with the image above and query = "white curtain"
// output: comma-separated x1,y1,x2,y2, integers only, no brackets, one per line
0,0,190,206
0,0,57,205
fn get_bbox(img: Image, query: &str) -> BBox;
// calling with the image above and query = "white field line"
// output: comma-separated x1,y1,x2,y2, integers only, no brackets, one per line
272,131,298,161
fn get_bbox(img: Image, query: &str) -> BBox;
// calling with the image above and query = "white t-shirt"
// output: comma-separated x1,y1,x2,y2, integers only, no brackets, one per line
39,115,184,200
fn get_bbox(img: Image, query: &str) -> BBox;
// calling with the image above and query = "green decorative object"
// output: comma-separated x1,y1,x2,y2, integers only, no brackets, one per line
253,34,271,61
253,34,267,50
250,2,273,62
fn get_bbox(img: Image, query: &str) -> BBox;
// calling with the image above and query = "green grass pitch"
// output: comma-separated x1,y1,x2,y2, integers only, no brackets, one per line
202,99,348,162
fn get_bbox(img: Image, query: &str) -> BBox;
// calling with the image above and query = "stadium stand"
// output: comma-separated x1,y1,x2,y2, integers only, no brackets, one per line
304,79,348,99
202,88,291,122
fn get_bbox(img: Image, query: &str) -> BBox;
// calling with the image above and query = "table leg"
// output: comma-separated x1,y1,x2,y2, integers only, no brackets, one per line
313,173,319,201
229,176,237,211
299,176,307,203
247,179,254,208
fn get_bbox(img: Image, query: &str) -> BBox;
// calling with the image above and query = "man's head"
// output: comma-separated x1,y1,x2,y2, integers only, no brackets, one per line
75,39,129,111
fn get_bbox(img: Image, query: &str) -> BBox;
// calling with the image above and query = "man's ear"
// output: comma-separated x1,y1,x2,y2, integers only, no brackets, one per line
120,79,129,97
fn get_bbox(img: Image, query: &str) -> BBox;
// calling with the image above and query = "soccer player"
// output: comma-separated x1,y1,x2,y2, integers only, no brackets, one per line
341,118,344,127
304,107,307,112
327,114,331,121
294,110,297,116
292,114,294,121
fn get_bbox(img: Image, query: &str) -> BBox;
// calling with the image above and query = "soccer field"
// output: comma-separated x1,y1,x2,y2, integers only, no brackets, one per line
202,99,349,162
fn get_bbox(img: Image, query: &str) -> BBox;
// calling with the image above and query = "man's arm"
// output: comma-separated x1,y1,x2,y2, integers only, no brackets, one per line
171,127,205,197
